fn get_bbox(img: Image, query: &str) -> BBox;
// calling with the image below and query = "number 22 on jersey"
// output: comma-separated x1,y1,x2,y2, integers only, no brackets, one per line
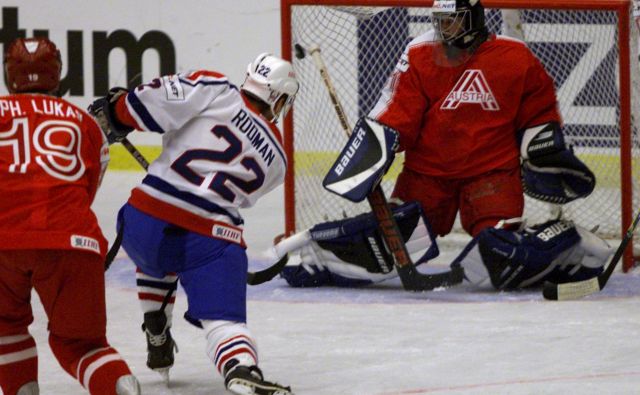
170,124,265,203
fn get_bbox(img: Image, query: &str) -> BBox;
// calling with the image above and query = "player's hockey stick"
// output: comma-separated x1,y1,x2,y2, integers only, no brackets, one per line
119,137,149,170
247,230,312,285
295,43,463,291
542,208,640,300
104,137,149,271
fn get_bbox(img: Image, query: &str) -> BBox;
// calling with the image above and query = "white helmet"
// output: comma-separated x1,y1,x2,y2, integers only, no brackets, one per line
241,53,299,122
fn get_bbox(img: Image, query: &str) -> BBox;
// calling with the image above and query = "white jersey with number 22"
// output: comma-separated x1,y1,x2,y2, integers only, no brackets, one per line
120,70,286,241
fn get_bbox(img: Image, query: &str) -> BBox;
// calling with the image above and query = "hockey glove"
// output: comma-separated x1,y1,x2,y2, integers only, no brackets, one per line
323,117,399,202
519,122,595,204
88,87,134,145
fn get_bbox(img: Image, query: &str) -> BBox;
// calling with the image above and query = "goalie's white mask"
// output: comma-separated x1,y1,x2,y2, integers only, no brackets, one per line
241,53,299,122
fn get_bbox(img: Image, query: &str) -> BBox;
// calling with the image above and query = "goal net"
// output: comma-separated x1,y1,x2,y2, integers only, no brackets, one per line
281,0,640,270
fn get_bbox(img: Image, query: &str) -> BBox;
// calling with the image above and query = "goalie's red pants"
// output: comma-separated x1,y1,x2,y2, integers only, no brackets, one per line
0,250,133,395
392,165,524,237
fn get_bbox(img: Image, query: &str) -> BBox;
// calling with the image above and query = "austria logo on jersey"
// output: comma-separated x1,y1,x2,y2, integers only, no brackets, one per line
441,69,500,111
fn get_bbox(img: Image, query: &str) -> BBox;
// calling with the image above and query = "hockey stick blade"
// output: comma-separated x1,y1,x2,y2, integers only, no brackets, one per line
542,276,601,301
542,244,622,301
247,230,312,286
397,264,465,291
247,255,289,285
542,207,640,300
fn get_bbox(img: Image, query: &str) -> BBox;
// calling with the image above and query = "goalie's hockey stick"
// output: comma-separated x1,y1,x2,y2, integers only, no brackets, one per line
295,43,463,291
542,208,640,300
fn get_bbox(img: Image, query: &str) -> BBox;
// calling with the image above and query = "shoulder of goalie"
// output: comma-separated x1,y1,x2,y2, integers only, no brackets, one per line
322,117,399,203
280,201,439,287
519,122,595,204
451,218,613,290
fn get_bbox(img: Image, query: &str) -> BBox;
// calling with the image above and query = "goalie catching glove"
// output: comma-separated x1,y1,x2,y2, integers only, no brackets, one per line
452,219,613,290
87,87,134,145
519,122,595,204
323,117,399,202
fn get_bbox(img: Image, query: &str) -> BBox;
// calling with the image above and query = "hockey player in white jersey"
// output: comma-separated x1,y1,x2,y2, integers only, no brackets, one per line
89,53,298,395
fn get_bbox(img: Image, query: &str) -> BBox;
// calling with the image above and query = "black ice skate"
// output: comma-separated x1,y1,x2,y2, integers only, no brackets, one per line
224,359,293,395
142,310,178,383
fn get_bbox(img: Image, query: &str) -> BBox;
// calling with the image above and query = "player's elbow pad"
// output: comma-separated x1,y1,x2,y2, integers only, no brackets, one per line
323,117,398,202
519,122,595,204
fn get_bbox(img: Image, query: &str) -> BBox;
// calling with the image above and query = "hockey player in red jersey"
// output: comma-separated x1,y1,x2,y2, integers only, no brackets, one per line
0,38,140,395
369,0,594,238
89,53,298,395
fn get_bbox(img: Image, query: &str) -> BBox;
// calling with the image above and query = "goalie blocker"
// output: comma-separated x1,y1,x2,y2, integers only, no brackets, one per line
322,117,398,202
281,205,613,290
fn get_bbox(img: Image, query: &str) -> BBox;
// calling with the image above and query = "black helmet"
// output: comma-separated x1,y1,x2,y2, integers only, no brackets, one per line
432,0,487,49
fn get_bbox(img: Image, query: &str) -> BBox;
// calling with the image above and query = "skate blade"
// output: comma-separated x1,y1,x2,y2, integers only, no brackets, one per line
153,368,171,384
227,379,293,395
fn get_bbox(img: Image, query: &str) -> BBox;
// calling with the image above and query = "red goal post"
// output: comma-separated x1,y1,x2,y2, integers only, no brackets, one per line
281,0,638,271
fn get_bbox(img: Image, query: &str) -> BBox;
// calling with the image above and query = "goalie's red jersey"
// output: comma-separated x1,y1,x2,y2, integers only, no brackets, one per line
370,33,561,178
0,94,109,256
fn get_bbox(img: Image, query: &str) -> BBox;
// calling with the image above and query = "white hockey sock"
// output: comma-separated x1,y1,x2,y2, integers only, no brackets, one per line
135,268,177,325
201,320,258,376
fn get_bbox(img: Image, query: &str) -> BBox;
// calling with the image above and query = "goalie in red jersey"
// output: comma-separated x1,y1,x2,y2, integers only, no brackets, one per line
369,0,595,238
282,0,611,291
0,38,140,395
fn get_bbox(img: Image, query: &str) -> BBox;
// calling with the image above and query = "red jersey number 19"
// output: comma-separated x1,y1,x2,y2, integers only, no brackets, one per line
0,117,85,181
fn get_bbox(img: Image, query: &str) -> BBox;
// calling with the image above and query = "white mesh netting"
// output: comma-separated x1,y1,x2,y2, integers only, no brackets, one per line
286,4,640,254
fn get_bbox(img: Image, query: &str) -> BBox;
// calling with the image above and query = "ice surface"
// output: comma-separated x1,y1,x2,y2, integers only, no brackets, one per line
23,172,640,395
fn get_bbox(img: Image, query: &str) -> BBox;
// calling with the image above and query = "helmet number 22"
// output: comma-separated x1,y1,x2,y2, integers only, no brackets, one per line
257,65,271,77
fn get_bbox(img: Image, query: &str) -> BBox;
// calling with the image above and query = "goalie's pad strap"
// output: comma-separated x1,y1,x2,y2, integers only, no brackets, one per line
323,117,398,203
452,219,609,290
